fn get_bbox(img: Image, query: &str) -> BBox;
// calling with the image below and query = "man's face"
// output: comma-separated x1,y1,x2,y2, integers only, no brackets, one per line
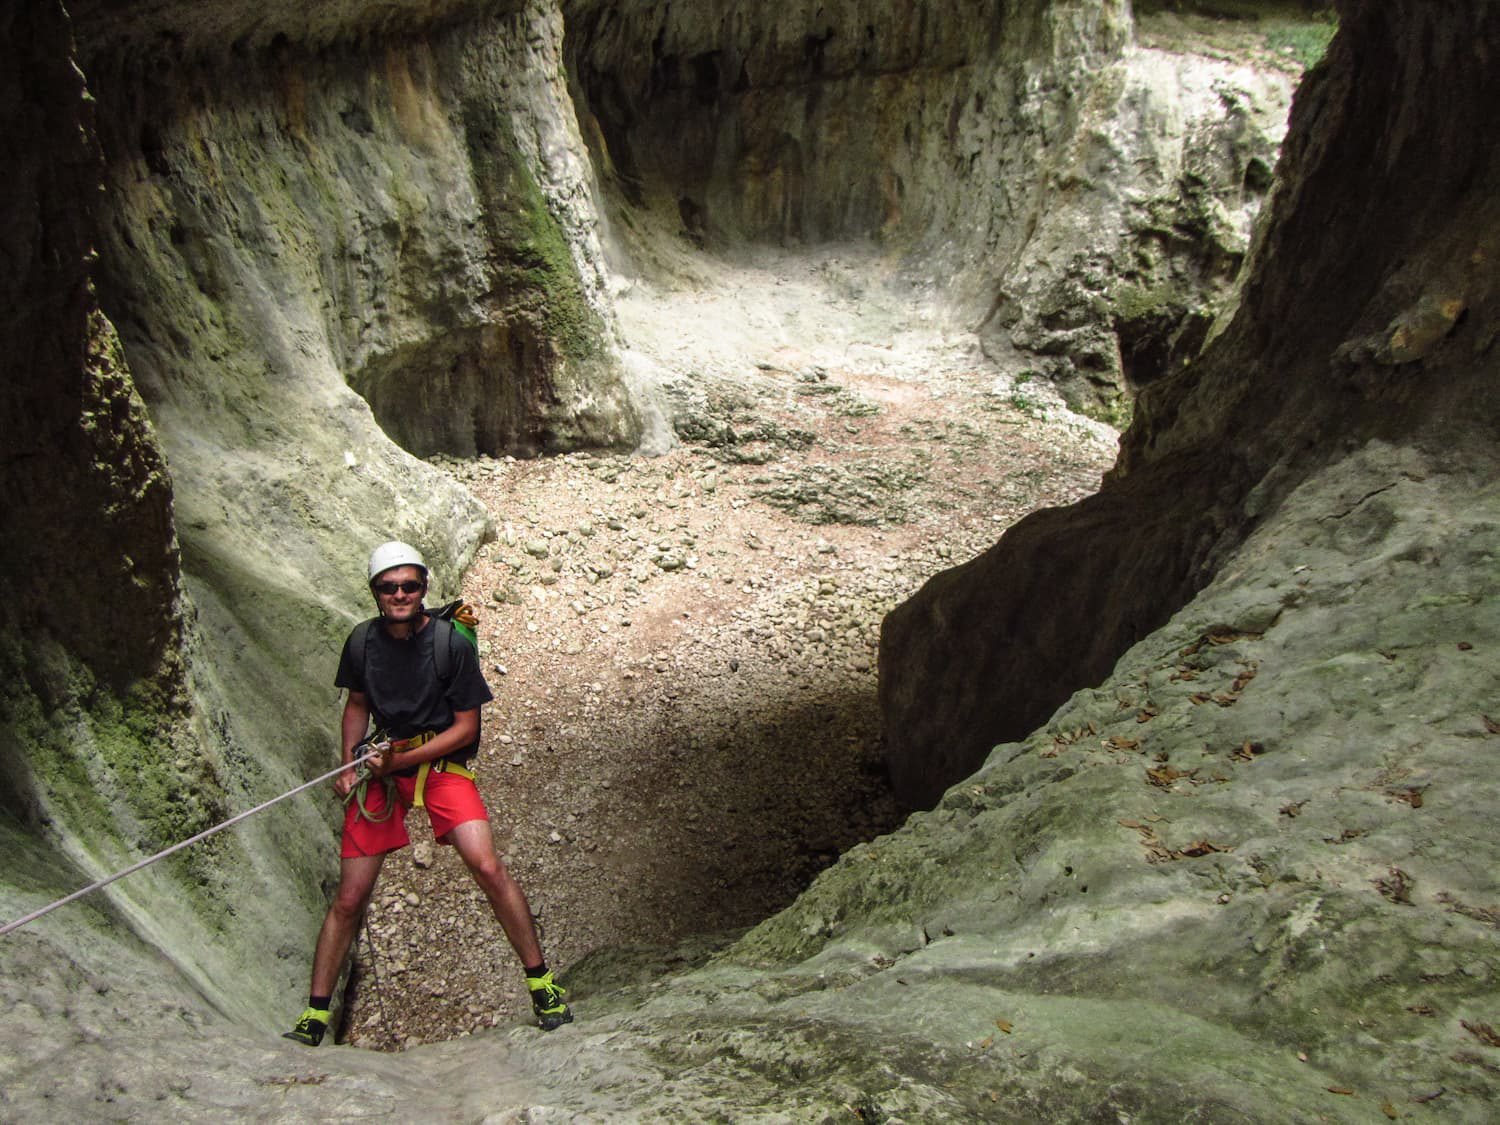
372,565,426,623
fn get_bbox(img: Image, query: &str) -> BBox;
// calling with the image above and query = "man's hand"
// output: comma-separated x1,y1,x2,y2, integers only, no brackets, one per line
332,737,391,796
366,739,398,778
332,764,360,799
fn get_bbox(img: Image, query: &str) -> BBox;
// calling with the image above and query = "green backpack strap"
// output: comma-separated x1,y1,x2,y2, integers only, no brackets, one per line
427,600,479,683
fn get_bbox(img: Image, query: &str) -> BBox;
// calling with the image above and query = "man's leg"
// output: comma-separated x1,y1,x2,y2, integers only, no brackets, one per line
448,818,572,1029
447,819,543,966
310,852,386,997
284,852,386,1045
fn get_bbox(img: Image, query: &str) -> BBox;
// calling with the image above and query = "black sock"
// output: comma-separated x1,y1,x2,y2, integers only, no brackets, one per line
309,995,331,1013
524,962,548,979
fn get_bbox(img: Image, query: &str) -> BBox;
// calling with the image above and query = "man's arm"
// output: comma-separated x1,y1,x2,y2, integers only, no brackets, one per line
370,709,479,776
334,690,373,798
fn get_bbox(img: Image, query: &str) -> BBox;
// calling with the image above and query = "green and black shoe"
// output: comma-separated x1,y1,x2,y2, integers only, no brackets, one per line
282,1006,330,1046
527,970,573,1031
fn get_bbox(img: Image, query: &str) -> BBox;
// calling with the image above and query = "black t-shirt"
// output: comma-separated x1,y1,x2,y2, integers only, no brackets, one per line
335,614,493,770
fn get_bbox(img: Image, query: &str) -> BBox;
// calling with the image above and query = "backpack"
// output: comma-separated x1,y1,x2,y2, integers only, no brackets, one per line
347,599,480,689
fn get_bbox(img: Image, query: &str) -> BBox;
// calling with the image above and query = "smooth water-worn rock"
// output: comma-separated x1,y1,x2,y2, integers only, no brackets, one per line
6,440,1496,1121
5,0,1498,1120
565,0,1294,419
882,0,1500,810
3,0,641,1032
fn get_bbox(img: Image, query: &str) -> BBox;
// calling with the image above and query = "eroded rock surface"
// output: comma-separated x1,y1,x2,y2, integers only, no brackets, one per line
566,0,1297,420
5,0,1498,1121
7,439,1496,1121
883,0,1500,810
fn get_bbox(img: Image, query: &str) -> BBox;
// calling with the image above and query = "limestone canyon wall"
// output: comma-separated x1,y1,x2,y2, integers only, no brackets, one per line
881,0,1500,810
564,0,1293,420
2,0,641,1030
5,0,1498,1119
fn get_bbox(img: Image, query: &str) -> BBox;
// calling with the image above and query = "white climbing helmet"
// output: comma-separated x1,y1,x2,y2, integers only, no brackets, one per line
367,541,428,584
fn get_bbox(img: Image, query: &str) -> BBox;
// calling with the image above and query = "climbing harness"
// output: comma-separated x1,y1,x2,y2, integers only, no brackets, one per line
414,757,476,808
0,736,387,938
343,731,479,823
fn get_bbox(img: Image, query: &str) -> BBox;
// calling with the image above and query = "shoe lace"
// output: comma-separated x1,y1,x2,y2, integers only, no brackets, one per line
528,972,567,1011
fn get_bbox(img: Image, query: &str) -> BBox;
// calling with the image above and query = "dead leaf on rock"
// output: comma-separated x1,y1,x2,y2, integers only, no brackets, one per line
1406,1003,1437,1017
1170,666,1200,682
1177,839,1230,857
1105,735,1141,751
1409,1087,1446,1104
1326,1085,1356,1096
1230,662,1260,692
1324,827,1366,845
1190,693,1213,706
996,1019,1014,1034
1375,866,1414,905
1482,714,1500,735
1381,1102,1399,1119
1212,692,1241,706
1457,641,1473,651
1462,1020,1500,1048
1146,764,1197,788
1136,704,1161,723
1387,787,1425,808
1231,741,1265,762
1279,799,1308,817
1181,627,1265,657
1434,891,1500,928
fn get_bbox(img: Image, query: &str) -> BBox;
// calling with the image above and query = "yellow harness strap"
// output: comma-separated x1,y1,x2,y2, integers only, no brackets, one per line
347,732,477,817
412,756,477,809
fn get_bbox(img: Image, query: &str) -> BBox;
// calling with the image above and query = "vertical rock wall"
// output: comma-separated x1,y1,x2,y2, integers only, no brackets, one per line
566,0,1129,292
880,0,1500,808
0,0,326,1030
564,0,1296,419
73,0,644,841
1,0,645,1029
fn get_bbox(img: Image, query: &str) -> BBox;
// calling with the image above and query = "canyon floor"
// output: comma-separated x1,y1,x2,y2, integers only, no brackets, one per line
340,246,1120,1047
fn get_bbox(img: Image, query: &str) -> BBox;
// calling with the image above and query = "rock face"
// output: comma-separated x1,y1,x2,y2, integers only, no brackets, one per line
564,0,1294,420
882,0,1500,809
2,0,641,1031
4,0,1499,1120
983,38,1293,422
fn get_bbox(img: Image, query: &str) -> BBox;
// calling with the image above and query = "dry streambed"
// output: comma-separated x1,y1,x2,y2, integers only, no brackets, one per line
342,254,1118,1047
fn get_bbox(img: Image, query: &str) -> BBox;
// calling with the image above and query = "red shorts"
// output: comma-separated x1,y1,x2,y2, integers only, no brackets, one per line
341,768,489,858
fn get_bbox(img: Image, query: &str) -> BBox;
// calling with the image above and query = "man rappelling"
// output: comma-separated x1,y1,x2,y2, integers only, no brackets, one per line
284,541,571,1046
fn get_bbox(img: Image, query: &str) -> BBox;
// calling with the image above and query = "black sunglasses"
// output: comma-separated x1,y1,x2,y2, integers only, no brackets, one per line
373,580,424,596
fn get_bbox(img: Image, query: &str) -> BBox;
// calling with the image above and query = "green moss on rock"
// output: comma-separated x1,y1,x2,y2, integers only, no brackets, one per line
463,101,604,362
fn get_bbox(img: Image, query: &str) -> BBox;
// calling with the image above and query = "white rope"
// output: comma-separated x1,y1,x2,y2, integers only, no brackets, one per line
0,748,381,938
